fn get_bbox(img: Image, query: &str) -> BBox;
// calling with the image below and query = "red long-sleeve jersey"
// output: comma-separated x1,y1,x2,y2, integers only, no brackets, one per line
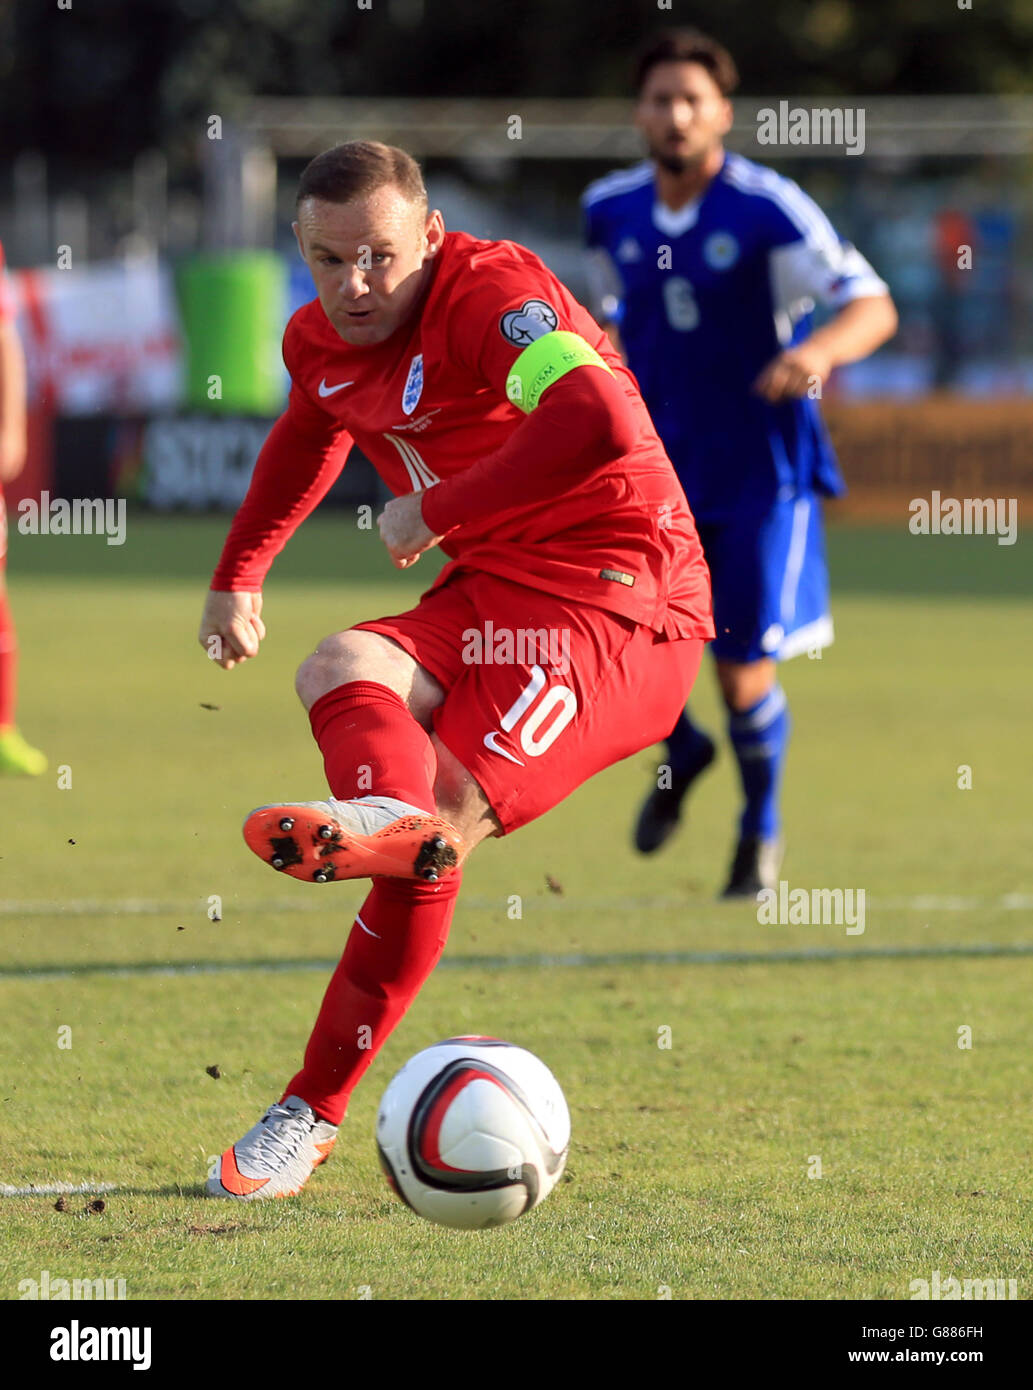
211,230,713,641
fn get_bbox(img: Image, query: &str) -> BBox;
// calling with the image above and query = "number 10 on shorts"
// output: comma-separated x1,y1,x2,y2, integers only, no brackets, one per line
483,665,578,766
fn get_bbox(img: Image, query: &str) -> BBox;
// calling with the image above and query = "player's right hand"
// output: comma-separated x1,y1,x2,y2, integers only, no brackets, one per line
198,590,266,670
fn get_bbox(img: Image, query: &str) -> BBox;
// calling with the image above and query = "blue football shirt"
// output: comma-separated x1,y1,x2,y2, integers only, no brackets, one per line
582,151,888,520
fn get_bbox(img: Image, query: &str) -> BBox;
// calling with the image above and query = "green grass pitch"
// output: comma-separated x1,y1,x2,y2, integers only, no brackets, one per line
0,512,1030,1300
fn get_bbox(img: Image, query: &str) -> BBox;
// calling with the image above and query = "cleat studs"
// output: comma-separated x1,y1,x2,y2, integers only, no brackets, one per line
414,834,458,882
314,870,329,883
279,817,295,832
318,824,334,840
268,836,303,870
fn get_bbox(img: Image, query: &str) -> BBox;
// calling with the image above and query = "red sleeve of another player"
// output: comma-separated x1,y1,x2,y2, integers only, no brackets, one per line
420,257,640,535
210,329,353,590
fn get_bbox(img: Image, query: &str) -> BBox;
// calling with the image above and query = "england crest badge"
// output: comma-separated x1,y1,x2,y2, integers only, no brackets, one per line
402,354,424,415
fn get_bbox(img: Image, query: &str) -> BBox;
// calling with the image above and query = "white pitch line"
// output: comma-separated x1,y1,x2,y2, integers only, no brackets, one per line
0,893,1030,917
3,941,1033,984
0,1182,118,1198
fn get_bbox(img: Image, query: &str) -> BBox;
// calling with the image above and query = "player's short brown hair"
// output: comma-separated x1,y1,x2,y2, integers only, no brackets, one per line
634,29,739,97
296,141,428,212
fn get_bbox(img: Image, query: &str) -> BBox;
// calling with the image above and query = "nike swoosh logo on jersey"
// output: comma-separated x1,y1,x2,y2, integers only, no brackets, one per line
318,378,355,397
483,731,525,766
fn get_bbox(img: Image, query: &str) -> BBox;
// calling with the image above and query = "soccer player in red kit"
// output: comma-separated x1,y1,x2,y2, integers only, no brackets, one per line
199,142,713,1200
0,238,47,777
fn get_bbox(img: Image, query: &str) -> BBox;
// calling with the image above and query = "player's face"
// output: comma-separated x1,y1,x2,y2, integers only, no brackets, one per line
294,189,445,346
634,61,733,172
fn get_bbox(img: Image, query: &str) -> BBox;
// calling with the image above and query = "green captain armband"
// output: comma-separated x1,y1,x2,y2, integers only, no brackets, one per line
505,330,613,413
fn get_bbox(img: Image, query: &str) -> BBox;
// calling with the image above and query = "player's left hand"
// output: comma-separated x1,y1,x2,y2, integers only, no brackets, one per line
752,342,834,403
377,491,443,569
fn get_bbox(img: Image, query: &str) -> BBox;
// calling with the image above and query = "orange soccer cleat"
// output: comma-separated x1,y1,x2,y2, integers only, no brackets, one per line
242,795,463,885
207,1096,338,1201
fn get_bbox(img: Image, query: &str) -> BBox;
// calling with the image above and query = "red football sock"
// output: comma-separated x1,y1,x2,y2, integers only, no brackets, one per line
308,680,437,808
0,591,16,731
283,872,462,1124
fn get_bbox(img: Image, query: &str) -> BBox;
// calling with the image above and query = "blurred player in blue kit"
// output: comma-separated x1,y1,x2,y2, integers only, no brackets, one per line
583,30,897,895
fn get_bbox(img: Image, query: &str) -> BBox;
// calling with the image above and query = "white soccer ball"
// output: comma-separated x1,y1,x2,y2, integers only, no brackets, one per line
376,1036,571,1230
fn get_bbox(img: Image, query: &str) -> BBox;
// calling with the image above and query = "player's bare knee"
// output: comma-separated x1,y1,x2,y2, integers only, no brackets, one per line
295,637,349,708
716,659,776,713
295,629,411,709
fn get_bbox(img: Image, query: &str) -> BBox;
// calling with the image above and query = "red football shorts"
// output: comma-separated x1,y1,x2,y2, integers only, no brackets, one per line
354,568,705,834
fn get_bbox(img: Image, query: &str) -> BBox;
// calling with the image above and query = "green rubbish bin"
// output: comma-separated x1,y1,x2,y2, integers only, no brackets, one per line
176,252,287,414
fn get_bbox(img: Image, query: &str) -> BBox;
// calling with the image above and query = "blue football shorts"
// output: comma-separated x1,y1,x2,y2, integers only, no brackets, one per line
695,492,833,664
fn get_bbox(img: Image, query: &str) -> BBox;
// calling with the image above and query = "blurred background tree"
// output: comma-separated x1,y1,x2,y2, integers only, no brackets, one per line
4,0,1033,176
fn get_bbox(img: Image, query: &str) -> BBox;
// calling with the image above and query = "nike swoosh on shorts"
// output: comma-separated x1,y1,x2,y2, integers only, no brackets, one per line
483,731,525,766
